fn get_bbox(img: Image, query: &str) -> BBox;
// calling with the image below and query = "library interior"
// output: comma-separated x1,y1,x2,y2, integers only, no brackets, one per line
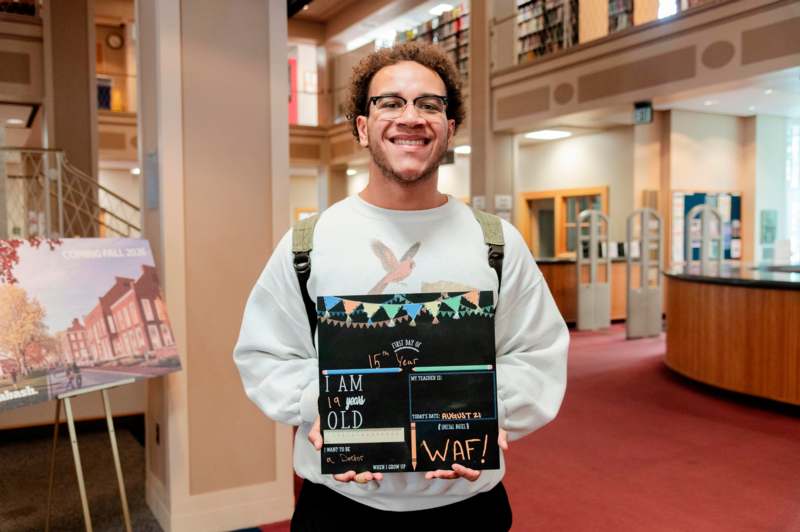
0,0,798,530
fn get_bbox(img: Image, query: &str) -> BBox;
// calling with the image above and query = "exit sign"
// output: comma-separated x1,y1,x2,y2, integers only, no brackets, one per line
634,101,653,124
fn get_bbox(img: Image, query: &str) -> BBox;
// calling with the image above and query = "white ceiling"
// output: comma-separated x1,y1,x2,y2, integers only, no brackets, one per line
0,103,38,147
515,66,800,141
655,67,800,118
0,103,32,124
344,0,470,51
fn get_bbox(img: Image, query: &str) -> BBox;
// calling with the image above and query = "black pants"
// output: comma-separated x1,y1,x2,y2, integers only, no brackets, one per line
291,479,512,531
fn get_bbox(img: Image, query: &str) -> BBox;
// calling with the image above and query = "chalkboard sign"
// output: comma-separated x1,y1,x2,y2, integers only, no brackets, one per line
317,290,500,474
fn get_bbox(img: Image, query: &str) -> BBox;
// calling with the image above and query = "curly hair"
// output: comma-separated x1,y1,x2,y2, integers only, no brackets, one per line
345,41,465,140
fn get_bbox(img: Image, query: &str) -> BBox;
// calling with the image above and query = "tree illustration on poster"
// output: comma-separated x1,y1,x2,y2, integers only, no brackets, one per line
0,284,47,376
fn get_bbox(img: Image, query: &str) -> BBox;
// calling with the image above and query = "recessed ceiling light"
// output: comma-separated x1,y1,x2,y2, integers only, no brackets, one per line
524,129,572,140
429,3,453,16
346,168,357,176
703,100,717,106
748,105,756,112
130,167,141,175
5,118,24,126
454,145,471,155
764,88,773,95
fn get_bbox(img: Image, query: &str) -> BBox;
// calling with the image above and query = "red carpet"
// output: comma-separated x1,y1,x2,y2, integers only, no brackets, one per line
504,325,800,531
261,326,800,531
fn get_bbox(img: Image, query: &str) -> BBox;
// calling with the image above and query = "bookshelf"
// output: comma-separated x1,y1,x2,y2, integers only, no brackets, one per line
516,0,578,64
395,4,470,81
608,0,634,33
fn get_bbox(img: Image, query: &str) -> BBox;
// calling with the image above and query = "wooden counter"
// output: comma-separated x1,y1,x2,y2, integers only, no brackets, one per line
538,259,638,323
665,270,800,406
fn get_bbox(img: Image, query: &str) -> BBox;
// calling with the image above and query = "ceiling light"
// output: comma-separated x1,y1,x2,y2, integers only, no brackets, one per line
429,3,453,16
524,129,572,140
703,100,717,106
764,88,773,95
748,105,756,112
346,168,357,176
5,118,24,126
130,167,141,175
302,4,309,10
454,145,471,155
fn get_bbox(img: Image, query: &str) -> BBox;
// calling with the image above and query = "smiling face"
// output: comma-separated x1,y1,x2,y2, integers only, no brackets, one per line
356,61,456,186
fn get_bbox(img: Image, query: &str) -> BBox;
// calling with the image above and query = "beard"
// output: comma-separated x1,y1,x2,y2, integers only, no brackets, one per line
367,134,448,186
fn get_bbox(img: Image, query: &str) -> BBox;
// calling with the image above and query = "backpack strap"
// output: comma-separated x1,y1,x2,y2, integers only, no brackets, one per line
292,214,320,344
471,208,505,292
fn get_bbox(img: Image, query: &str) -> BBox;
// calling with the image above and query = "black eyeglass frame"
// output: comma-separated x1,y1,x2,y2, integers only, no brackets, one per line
366,94,449,116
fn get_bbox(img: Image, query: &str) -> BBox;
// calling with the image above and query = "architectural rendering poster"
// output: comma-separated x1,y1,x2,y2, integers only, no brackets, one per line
0,238,181,412
318,291,499,474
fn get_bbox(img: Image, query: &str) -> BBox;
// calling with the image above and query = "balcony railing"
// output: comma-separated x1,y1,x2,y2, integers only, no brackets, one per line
96,72,137,114
0,148,141,239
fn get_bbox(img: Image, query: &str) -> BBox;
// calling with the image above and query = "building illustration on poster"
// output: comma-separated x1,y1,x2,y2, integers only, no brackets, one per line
0,238,181,412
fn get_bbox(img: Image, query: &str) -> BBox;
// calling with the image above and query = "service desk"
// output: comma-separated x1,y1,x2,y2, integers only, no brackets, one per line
537,258,637,323
664,264,800,406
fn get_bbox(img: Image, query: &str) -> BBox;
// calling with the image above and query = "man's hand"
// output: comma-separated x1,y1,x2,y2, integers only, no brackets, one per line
307,417,384,484
424,429,509,481
333,470,383,483
307,416,323,450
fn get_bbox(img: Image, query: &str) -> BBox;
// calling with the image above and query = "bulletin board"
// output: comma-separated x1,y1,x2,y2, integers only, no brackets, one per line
671,191,742,263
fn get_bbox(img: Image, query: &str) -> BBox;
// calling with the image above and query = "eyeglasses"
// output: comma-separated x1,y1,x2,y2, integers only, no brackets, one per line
367,95,448,119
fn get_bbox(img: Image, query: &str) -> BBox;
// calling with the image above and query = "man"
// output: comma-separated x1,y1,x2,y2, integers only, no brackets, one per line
234,42,568,531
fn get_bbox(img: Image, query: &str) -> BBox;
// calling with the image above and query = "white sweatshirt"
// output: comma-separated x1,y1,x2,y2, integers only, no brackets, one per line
234,195,568,511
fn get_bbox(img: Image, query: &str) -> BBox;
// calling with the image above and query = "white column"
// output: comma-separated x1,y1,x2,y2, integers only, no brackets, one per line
470,1,515,220
138,1,294,530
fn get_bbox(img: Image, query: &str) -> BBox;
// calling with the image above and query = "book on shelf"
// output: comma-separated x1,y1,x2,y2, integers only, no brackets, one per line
516,0,575,61
608,0,634,33
393,3,470,79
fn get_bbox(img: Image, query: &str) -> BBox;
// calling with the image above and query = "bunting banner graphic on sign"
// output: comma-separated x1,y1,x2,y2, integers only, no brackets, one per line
317,291,495,329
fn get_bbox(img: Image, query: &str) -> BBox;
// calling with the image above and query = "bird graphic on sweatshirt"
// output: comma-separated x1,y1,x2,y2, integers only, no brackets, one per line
368,240,421,294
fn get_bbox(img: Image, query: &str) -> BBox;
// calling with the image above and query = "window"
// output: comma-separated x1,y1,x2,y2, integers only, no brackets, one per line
658,0,678,18
519,187,609,258
107,315,116,333
136,327,145,348
129,302,138,324
161,324,174,346
141,298,154,321
149,325,162,349
564,195,602,254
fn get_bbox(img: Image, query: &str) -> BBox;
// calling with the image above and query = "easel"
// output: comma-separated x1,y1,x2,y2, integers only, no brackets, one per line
45,378,135,532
